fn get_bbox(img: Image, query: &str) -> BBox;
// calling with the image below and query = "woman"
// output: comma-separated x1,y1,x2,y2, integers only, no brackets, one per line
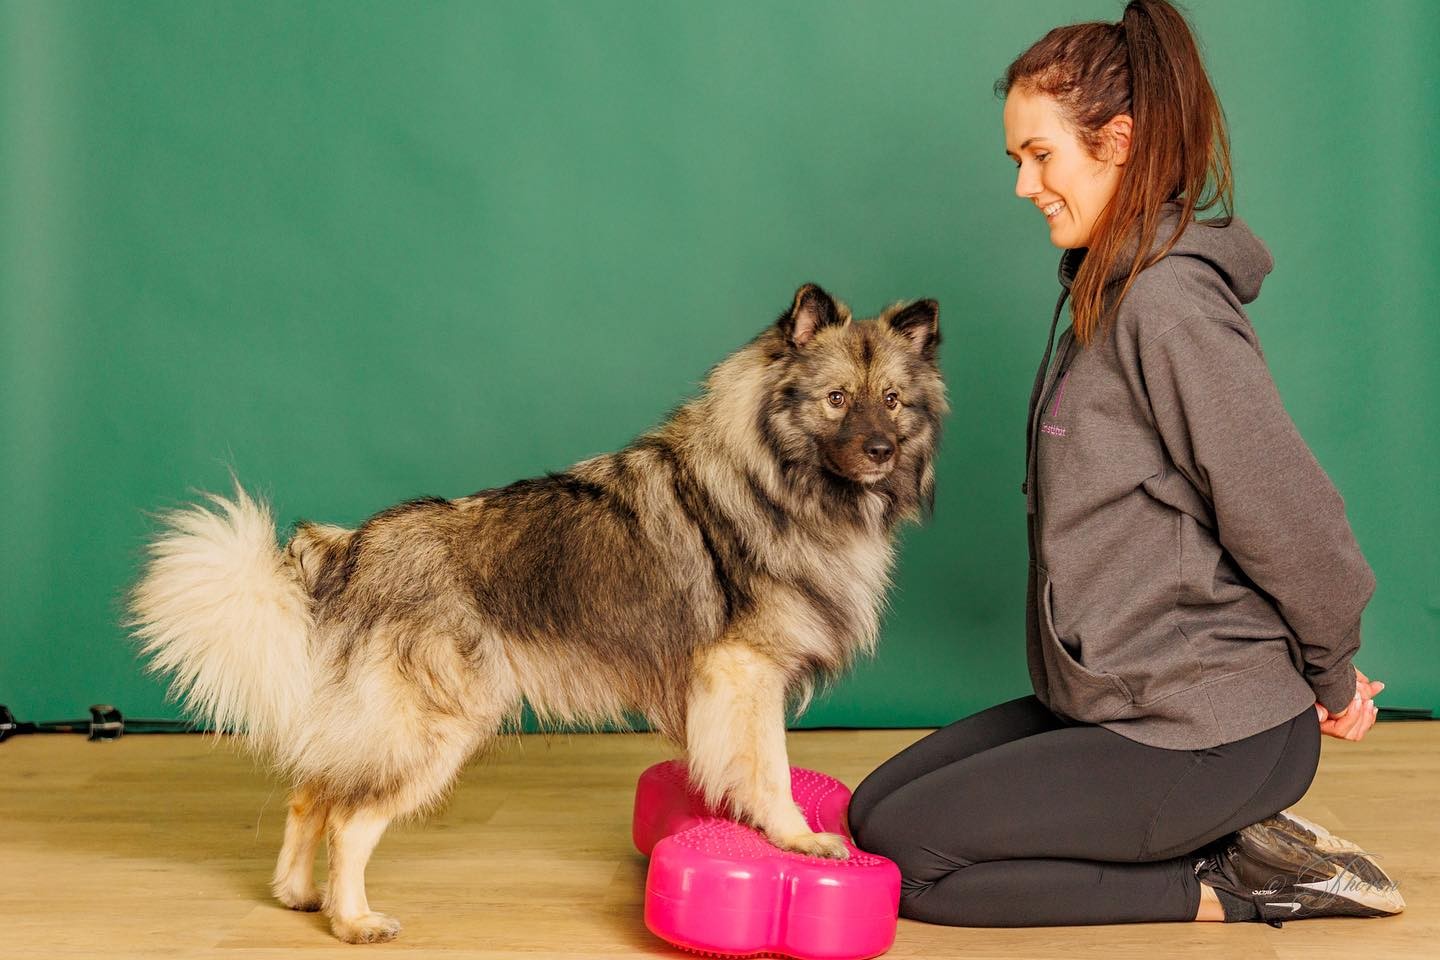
847,0,1404,927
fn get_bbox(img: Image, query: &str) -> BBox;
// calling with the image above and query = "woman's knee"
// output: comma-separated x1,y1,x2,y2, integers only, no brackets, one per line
846,782,881,846
850,697,1059,842
847,794,878,853
848,792,907,863
851,793,976,885
848,750,919,842
846,775,885,843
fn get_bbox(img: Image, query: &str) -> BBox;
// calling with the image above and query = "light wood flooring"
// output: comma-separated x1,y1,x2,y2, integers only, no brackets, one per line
4,724,1435,959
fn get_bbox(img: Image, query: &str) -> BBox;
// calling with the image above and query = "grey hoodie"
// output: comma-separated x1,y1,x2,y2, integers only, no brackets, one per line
1023,207,1374,749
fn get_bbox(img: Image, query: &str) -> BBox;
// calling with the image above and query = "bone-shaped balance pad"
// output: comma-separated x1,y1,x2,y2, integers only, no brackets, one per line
633,760,901,959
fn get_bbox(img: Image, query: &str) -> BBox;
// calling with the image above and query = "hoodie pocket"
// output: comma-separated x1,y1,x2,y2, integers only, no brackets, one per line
1038,573,1135,723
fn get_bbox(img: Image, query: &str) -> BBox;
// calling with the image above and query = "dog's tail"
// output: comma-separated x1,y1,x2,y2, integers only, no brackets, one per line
127,484,315,755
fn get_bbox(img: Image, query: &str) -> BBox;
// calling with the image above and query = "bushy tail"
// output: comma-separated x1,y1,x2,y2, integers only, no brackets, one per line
127,485,314,755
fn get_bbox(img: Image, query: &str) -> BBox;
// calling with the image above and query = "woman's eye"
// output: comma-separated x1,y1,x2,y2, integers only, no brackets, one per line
884,392,900,410
827,391,846,407
1035,152,1050,163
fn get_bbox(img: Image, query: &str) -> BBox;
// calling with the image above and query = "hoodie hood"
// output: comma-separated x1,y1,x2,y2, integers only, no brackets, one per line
1058,203,1274,305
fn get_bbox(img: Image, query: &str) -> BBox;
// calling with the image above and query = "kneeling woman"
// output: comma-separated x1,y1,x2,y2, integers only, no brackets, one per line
849,0,1403,927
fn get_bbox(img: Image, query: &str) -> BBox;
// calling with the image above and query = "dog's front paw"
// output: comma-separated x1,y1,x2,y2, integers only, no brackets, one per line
773,830,851,860
330,911,402,944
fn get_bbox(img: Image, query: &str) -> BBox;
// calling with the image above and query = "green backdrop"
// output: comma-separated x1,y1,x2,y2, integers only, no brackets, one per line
3,0,1436,727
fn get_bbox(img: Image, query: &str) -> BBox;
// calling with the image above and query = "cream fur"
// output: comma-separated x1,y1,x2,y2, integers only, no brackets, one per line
127,486,314,757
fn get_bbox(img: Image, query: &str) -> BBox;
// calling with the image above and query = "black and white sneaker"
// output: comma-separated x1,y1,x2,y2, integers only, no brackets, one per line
1195,814,1405,926
1257,810,1399,890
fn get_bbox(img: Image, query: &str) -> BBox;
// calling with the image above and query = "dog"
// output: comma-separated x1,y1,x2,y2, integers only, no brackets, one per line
126,282,946,943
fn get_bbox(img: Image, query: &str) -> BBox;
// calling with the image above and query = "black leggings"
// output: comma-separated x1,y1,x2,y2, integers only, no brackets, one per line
848,695,1320,926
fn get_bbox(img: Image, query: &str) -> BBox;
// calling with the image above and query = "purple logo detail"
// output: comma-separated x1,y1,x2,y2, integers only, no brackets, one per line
1041,424,1067,437
1048,370,1071,417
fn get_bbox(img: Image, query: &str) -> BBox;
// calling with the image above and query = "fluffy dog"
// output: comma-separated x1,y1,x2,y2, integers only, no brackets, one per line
127,283,946,943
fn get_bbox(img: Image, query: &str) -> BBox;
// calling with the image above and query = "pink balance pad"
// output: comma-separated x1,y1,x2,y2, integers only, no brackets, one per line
632,760,900,960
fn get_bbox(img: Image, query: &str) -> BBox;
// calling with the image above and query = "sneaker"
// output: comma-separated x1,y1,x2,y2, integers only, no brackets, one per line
1195,816,1405,925
1256,811,1397,890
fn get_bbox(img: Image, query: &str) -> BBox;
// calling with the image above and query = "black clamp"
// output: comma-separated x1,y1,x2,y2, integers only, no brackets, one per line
0,704,125,742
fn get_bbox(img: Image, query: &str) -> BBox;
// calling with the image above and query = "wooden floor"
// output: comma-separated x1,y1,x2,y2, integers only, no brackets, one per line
4,724,1435,959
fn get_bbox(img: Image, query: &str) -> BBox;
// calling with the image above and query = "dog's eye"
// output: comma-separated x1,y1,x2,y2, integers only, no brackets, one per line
884,392,900,410
827,390,846,408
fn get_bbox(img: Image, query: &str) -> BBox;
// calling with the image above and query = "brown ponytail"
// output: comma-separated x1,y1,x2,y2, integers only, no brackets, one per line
997,0,1234,346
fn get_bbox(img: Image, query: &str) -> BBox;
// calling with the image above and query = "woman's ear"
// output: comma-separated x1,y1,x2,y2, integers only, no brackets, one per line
1106,113,1134,166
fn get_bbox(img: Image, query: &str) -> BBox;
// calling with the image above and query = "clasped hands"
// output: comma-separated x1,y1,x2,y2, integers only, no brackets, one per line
1315,666,1382,741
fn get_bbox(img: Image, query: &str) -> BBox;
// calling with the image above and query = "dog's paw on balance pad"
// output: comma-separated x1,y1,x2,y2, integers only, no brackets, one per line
632,760,901,960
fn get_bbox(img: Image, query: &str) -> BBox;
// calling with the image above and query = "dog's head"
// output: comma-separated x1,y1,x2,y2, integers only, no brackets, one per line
760,283,947,515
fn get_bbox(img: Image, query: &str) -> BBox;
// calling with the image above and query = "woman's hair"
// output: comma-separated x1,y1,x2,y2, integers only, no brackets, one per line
996,0,1233,346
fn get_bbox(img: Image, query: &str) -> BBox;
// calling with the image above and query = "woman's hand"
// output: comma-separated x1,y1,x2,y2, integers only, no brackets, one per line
1315,667,1384,741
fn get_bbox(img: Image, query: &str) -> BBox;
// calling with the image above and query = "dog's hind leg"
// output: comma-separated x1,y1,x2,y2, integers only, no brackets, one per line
272,782,329,911
685,642,849,860
319,704,505,943
305,624,514,942
324,802,401,944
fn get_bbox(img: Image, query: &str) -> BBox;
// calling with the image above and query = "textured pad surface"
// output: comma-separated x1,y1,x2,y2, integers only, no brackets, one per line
633,760,900,960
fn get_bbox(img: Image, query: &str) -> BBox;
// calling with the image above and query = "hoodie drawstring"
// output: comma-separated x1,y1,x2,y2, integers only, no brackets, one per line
1023,287,1070,515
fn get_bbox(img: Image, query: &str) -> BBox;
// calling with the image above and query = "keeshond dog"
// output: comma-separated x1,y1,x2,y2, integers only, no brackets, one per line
127,283,946,943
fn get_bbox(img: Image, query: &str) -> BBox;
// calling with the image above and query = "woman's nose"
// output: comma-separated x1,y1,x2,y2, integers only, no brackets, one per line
1014,162,1040,199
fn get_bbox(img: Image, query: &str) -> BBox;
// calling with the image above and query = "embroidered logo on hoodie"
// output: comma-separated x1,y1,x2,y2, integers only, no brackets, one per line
1040,370,1070,437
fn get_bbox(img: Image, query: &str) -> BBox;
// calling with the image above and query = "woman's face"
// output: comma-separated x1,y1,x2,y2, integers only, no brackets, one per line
1003,89,1131,249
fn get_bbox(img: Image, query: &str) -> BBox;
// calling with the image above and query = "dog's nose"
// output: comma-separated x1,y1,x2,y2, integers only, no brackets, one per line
864,437,894,464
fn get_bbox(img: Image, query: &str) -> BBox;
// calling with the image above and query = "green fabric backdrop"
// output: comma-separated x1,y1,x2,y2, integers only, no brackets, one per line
2,0,1436,726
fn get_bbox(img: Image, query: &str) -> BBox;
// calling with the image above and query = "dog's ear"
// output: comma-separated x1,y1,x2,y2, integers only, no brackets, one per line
885,299,941,360
779,283,849,348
